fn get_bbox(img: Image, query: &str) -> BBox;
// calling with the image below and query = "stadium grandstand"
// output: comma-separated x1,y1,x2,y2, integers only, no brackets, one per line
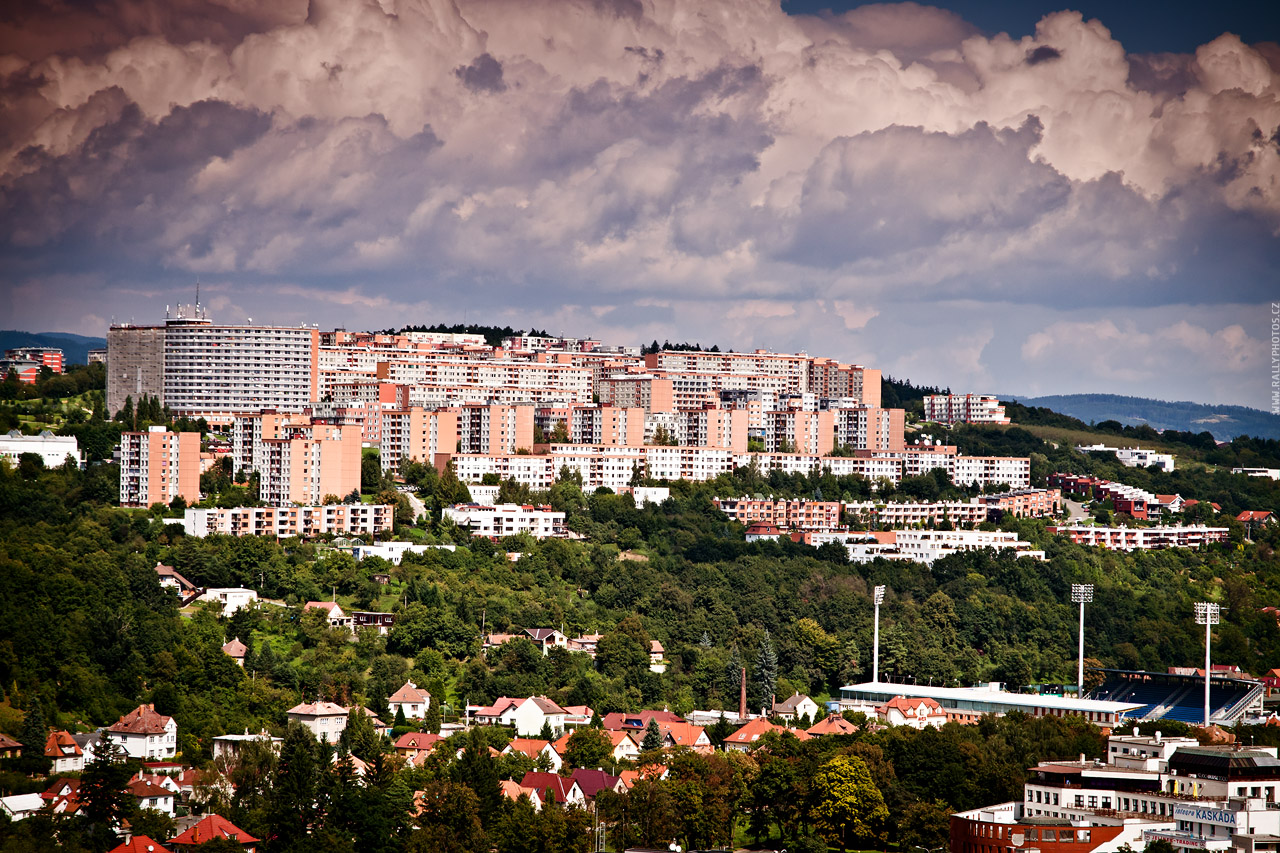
1086,669,1264,725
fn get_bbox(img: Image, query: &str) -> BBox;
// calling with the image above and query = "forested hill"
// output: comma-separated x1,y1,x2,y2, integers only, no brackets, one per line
1006,393,1280,441
0,331,105,366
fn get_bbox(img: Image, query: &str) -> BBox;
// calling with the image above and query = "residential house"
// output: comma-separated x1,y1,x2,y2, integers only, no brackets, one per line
154,562,196,595
524,628,568,655
568,633,602,656
499,780,544,810
553,730,640,765
41,778,80,815
519,771,584,808
387,681,431,719
211,731,282,761
472,696,567,737
197,588,257,616
168,814,259,851
45,730,84,772
600,710,684,733
72,731,102,763
109,704,178,760
503,738,563,772
649,640,667,674
571,768,626,805
562,705,595,729
807,715,859,736
1239,511,1275,538
393,732,444,767
881,696,948,729
128,777,175,817
771,693,820,722
303,601,351,629
0,793,46,821
221,638,247,666
352,611,395,635
619,764,670,788
722,717,811,752
657,721,713,754
285,700,348,742
361,708,391,737
0,733,20,759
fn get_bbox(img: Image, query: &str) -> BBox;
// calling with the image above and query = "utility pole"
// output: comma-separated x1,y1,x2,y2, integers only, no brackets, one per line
1195,602,1220,727
1072,584,1093,696
872,585,886,683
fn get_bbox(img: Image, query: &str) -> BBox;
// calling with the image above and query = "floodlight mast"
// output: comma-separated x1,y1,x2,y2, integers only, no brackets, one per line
1071,584,1094,697
872,585,886,684
1194,602,1220,727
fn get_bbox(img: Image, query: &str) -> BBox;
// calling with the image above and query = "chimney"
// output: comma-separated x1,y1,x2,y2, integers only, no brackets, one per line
739,667,747,719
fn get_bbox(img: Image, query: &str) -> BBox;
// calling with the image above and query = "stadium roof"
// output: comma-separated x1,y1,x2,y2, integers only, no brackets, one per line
839,681,1144,716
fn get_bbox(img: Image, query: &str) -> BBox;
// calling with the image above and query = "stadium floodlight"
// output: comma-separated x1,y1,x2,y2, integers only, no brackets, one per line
872,585,887,683
1072,584,1094,697
1195,602,1220,727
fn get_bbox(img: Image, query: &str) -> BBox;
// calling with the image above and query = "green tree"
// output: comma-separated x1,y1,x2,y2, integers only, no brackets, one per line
563,726,614,770
755,630,778,712
17,697,50,776
266,722,321,849
78,733,133,834
452,727,503,829
811,754,889,853
641,718,663,753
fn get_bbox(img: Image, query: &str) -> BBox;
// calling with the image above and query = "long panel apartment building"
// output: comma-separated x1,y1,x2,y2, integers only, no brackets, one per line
182,504,393,538
924,393,1010,425
108,307,319,423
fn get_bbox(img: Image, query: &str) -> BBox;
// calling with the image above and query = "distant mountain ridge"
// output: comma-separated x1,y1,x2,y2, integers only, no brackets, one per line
1003,393,1280,441
0,330,106,366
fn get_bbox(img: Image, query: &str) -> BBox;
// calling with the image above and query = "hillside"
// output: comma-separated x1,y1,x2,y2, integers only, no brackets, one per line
0,330,106,366
1005,393,1280,441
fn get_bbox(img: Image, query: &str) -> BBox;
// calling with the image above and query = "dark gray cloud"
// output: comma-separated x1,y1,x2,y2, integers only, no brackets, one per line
1,0,1278,406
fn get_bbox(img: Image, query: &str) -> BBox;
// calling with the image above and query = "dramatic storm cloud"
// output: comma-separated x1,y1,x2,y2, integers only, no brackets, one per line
1,0,1278,406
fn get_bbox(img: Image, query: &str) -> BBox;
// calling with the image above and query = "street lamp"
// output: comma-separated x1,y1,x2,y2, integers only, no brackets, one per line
872,585,886,683
1071,584,1093,696
1195,602,1220,727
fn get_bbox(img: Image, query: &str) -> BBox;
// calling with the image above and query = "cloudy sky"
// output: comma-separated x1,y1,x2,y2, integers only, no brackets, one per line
1,1,1277,408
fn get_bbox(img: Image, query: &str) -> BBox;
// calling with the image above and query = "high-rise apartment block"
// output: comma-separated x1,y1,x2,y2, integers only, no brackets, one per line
454,404,535,455
231,414,360,506
379,408,459,475
107,307,319,424
119,426,201,507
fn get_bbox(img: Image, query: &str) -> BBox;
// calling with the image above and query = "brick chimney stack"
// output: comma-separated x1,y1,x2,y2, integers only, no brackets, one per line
739,667,747,719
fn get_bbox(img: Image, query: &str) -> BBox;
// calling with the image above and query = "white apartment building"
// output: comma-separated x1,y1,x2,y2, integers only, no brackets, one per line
1048,524,1230,550
380,359,591,403
1077,444,1176,472
843,500,989,527
443,503,567,539
842,529,1044,565
0,429,80,468
162,315,319,423
923,393,1010,425
182,504,393,538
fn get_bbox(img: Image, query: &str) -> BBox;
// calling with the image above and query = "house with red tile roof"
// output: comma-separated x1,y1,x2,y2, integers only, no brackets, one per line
303,601,350,629
520,771,582,807
807,714,859,736
0,733,19,760
109,836,172,853
168,814,259,850
657,721,712,753
600,710,684,732
388,680,431,719
881,695,948,729
127,777,175,817
109,704,177,760
221,638,247,666
153,562,196,594
619,764,669,788
45,730,84,772
42,778,80,814
561,705,595,728
499,779,544,810
570,768,625,803
285,700,348,742
721,717,811,752
503,738,562,771
393,731,444,767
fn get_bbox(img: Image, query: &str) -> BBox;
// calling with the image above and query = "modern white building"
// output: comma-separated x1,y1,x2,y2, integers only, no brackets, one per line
1077,444,1176,472
1048,524,1230,551
841,529,1045,565
181,504,393,538
197,587,259,616
837,682,1141,727
443,503,567,539
0,430,80,468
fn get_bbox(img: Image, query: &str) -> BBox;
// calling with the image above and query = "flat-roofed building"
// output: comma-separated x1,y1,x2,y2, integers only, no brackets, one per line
119,426,201,507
